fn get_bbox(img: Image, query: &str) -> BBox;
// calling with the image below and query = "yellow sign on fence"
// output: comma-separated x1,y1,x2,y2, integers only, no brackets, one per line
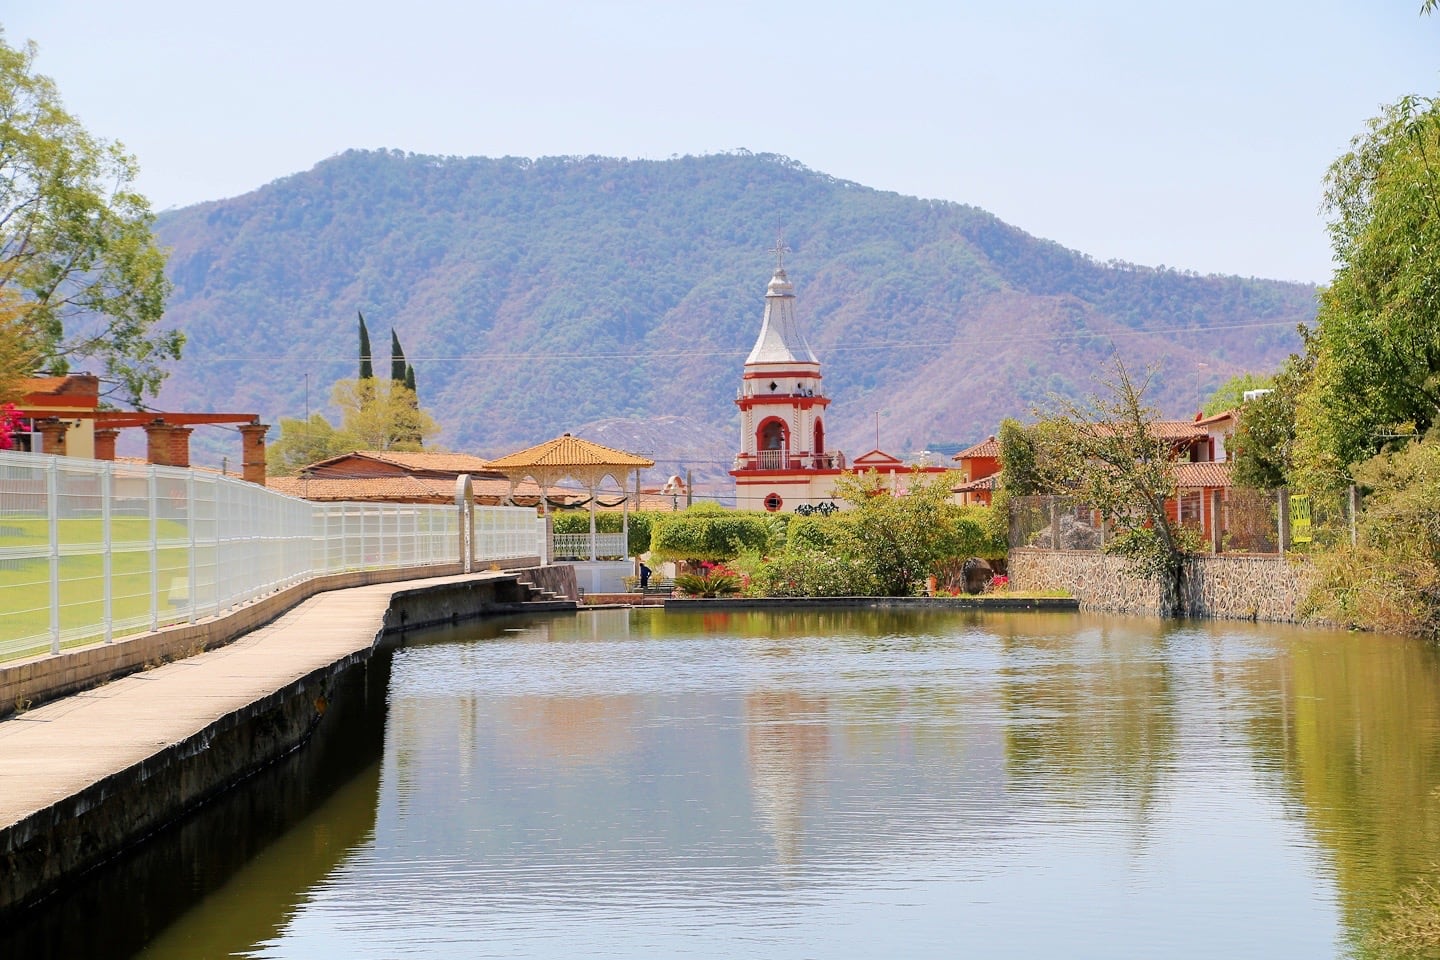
1291,494,1312,545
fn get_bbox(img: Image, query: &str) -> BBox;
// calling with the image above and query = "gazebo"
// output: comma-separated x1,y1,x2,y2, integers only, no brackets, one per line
485,433,655,563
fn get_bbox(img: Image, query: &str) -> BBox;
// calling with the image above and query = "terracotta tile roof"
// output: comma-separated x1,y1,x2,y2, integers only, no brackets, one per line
20,374,99,398
350,450,494,473
1148,420,1209,441
952,473,1000,492
1175,460,1233,489
486,433,655,471
1194,410,1236,428
952,436,999,460
268,474,559,504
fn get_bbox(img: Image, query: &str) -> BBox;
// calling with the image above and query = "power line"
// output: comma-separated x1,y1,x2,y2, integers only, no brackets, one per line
177,317,1310,365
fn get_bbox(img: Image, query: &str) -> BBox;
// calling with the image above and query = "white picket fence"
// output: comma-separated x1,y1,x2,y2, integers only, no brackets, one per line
0,451,545,662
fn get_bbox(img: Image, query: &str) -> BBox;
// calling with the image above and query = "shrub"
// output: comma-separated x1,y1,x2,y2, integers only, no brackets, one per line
752,548,877,598
551,509,659,557
650,508,773,563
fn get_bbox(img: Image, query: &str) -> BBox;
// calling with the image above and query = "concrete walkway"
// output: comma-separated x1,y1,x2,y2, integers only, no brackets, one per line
0,571,506,833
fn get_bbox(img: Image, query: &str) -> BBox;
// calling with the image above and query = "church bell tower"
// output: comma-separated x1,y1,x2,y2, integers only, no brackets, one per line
730,248,845,512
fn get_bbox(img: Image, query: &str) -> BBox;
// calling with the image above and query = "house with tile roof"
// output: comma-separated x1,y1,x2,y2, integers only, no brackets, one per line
951,436,1001,507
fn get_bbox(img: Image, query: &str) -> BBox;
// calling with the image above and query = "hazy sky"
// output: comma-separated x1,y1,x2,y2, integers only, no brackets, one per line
9,1,1440,284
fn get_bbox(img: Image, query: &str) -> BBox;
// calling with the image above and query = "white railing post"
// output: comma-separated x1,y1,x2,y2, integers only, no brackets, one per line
148,467,160,631
47,457,60,656
186,471,198,624
102,462,113,643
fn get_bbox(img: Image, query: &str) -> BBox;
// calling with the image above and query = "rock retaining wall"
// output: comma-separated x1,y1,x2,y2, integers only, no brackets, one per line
1009,549,1315,622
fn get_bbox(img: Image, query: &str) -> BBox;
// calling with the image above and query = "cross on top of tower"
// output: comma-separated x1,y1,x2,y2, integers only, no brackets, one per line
772,231,789,273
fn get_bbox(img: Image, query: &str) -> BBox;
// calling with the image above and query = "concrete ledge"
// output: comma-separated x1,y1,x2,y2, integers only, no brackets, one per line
0,563,574,917
0,558,548,721
663,595,1079,612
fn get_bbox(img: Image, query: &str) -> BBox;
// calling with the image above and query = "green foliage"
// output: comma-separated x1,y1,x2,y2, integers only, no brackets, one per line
750,547,878,598
330,378,438,451
649,507,773,563
390,328,407,383
551,509,658,557
997,417,1076,496
1026,359,1191,614
829,468,970,596
673,570,742,598
1230,352,1310,490
266,413,349,476
1202,372,1273,416
0,32,179,405
1293,94,1440,492
786,514,839,552
1305,434,1440,636
358,311,373,380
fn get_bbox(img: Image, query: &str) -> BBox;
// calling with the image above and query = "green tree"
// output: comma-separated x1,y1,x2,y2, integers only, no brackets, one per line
0,288,38,403
390,328,407,383
1202,372,1273,416
358,311,373,380
0,33,178,405
331,377,438,451
830,468,970,596
1024,360,1196,614
1293,94,1440,492
265,412,347,476
1229,351,1312,490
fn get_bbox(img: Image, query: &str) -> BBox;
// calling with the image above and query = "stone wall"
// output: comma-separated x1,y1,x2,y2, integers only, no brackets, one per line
1009,548,1315,622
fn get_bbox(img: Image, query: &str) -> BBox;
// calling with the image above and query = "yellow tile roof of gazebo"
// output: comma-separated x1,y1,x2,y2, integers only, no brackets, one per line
485,433,655,493
486,433,655,471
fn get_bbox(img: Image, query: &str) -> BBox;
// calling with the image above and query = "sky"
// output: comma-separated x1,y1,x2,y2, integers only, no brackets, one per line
8,1,1440,285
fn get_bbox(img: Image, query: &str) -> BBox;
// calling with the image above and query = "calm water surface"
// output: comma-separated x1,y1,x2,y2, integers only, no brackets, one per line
16,608,1440,959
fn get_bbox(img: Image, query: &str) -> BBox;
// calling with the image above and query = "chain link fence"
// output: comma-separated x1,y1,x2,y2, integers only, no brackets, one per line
1009,486,1359,556
0,451,544,663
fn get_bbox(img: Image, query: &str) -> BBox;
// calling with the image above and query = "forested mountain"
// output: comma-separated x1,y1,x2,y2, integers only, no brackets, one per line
151,150,1316,474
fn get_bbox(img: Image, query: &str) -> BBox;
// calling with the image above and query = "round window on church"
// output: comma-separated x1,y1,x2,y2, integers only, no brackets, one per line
764,493,784,513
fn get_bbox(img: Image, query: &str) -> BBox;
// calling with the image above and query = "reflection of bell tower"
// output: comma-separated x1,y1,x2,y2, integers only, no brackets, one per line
745,689,829,865
731,242,845,513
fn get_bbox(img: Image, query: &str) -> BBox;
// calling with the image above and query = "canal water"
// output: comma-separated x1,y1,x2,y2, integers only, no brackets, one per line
8,607,1440,959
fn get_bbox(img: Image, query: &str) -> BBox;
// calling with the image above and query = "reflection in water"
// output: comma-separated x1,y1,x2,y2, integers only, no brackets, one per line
19,609,1440,958
746,689,829,866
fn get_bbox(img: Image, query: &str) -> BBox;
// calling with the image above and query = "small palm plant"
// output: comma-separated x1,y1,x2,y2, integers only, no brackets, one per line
674,570,742,598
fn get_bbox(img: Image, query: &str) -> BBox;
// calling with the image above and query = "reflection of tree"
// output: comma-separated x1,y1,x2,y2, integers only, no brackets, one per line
745,690,830,865
1240,636,1440,952
997,619,1176,824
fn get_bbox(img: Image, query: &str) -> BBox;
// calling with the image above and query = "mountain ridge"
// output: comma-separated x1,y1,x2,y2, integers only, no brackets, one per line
148,149,1317,470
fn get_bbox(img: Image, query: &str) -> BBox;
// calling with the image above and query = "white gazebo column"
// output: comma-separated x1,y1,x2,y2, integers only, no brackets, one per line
621,471,630,558
587,478,598,561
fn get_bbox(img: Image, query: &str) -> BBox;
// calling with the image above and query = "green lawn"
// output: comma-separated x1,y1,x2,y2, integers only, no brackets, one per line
0,516,196,659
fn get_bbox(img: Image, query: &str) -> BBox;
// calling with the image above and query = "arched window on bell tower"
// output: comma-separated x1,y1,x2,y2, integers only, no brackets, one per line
757,418,788,470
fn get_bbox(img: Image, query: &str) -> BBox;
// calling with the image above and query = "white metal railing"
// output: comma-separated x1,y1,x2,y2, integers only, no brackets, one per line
755,449,786,470
0,451,544,663
550,531,628,559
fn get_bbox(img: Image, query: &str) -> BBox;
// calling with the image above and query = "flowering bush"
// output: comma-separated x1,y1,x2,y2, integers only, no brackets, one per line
0,404,19,451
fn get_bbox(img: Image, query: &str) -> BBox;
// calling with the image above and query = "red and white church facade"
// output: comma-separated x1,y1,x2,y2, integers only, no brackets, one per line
730,260,946,512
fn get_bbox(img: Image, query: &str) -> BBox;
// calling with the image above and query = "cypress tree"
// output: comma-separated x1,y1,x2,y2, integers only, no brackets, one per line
390,329,407,383
404,363,416,394
358,311,373,380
